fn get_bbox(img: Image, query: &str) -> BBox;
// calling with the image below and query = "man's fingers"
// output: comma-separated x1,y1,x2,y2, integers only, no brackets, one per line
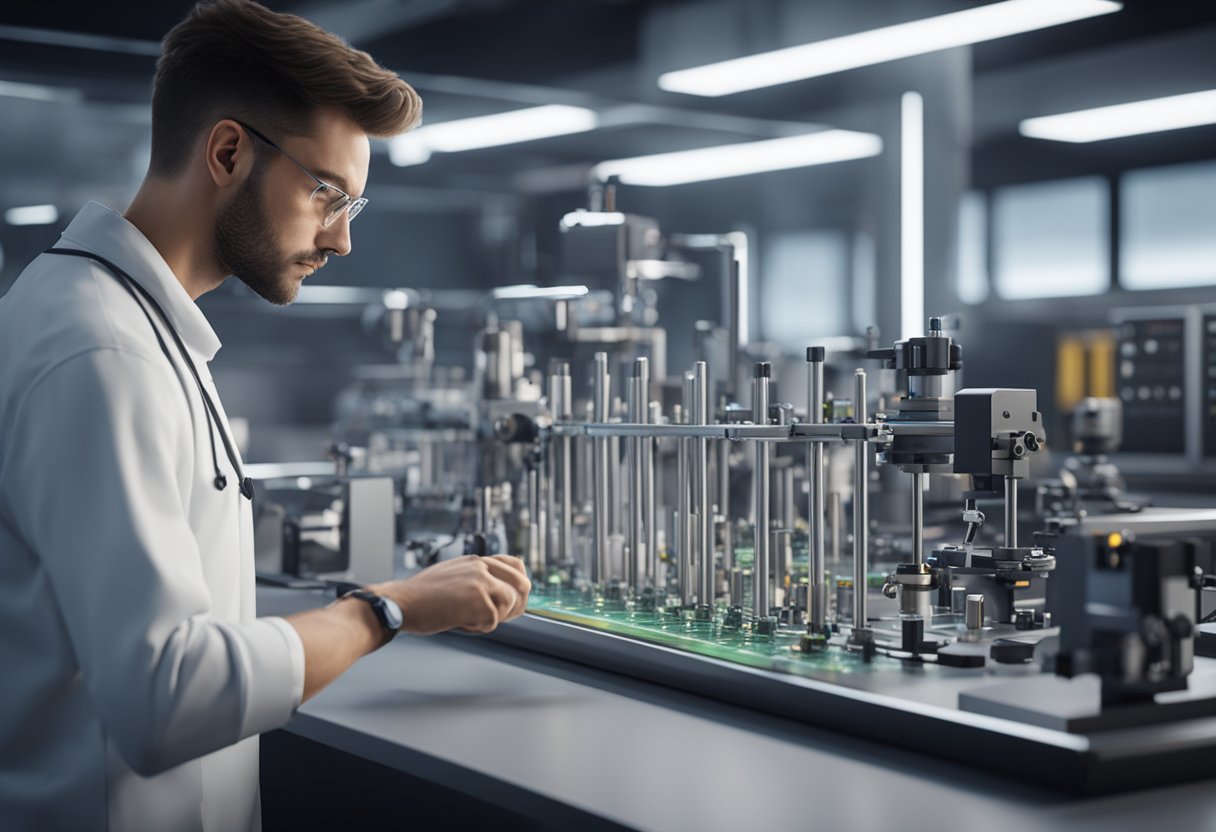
487,553,526,574
472,587,501,632
482,558,531,620
483,557,532,597
485,579,518,620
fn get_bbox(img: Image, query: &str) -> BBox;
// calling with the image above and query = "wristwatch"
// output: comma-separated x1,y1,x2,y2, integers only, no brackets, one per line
341,589,404,640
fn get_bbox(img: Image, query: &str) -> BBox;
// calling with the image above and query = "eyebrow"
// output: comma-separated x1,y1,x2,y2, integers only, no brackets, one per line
314,168,358,197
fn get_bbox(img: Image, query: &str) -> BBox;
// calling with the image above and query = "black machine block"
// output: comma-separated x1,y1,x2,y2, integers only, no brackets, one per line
953,388,1044,477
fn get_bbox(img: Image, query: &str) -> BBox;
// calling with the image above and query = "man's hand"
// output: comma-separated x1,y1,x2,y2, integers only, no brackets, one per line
371,555,532,635
287,554,531,703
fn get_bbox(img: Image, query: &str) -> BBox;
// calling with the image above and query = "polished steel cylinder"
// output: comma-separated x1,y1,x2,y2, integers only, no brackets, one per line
646,400,661,589
694,362,714,608
753,363,772,619
478,485,493,537
548,363,573,574
911,471,925,569
728,258,742,400
829,491,842,565
772,528,793,606
807,347,827,631
1004,475,1018,549
718,440,732,575
592,353,611,585
852,369,869,631
678,377,695,606
527,467,542,574
779,466,796,530
626,358,650,593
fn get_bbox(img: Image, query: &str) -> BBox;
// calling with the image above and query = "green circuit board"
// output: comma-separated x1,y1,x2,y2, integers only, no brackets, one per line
524,579,913,682
523,533,919,680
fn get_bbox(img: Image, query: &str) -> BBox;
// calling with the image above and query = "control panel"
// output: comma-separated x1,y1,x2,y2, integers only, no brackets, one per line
1116,316,1187,455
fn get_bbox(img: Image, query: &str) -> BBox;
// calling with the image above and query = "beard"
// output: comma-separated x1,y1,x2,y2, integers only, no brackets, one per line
214,168,324,306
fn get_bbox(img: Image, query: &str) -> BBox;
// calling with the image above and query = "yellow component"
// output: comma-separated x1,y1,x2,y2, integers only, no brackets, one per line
1056,337,1086,413
1107,532,1123,549
1088,331,1116,398
1014,580,1030,588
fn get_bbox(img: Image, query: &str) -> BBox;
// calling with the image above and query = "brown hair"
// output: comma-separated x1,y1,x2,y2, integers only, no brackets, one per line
150,0,422,176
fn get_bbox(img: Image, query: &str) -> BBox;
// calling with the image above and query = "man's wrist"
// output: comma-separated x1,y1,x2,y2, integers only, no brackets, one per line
334,593,389,653
344,586,404,641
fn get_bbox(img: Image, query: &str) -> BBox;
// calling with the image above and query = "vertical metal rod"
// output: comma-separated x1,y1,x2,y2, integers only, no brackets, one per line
576,401,593,506
829,492,842,565
781,466,796,530
550,363,573,575
527,467,541,574
772,528,793,607
694,362,713,609
1004,475,1018,549
537,457,548,574
608,417,621,540
728,257,741,400
853,369,869,631
771,468,784,529
753,363,772,620
627,358,649,594
807,347,827,632
625,380,640,592
592,353,610,586
679,375,696,606
646,400,660,590
911,471,925,569
718,440,732,573
478,485,493,537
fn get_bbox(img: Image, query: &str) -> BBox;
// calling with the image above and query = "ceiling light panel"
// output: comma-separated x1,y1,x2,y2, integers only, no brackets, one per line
658,0,1122,97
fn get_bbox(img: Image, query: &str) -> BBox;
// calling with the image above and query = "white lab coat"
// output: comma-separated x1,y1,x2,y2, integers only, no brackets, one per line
0,202,305,831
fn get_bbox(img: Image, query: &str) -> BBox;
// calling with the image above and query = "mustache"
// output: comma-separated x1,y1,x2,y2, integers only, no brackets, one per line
294,252,330,271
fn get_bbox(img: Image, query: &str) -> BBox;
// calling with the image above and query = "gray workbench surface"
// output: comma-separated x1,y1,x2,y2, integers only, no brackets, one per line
259,587,1216,832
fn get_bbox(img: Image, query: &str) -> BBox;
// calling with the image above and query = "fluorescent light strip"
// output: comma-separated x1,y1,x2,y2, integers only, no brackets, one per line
0,25,161,57
1019,89,1216,143
658,0,1121,97
5,204,59,226
559,210,626,230
593,130,883,187
900,92,924,342
0,79,82,104
491,285,590,301
389,105,598,166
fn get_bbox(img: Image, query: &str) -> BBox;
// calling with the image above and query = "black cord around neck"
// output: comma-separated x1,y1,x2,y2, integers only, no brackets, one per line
44,247,253,500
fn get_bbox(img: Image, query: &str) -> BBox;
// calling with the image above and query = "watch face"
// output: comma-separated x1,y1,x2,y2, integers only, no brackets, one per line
381,596,404,631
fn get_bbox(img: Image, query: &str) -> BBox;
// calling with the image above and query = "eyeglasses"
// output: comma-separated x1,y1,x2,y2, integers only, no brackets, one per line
232,119,368,228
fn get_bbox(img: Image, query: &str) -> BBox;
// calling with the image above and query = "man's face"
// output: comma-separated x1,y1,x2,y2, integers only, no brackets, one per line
214,108,370,305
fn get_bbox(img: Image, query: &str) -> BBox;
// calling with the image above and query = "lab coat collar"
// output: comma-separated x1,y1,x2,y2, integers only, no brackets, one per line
56,201,224,362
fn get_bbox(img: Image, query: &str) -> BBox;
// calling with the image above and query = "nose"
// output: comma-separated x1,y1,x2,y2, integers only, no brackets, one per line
317,211,352,258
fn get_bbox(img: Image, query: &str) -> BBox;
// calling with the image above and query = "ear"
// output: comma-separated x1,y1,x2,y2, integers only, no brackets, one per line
204,119,253,189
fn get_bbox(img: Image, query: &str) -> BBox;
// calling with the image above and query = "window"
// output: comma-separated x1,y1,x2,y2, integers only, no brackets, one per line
1120,160,1216,290
993,176,1109,299
761,229,849,347
956,191,988,304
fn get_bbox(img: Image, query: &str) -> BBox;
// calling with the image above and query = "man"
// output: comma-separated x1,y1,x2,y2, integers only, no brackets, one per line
0,1,531,829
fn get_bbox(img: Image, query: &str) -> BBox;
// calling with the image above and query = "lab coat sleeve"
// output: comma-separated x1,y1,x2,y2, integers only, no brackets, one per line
2,346,302,776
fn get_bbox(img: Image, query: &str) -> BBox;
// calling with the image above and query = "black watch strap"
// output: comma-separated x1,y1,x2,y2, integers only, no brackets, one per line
342,589,402,639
